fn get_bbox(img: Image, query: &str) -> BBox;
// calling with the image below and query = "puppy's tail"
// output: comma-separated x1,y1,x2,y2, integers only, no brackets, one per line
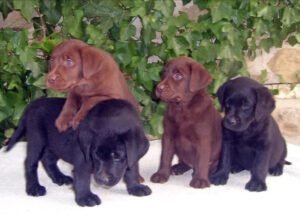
284,160,292,165
5,115,26,152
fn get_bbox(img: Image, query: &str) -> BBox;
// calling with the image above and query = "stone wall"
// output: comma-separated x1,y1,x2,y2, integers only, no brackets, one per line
246,46,300,145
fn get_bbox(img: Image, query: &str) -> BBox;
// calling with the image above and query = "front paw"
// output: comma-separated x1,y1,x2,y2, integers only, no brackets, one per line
150,172,169,183
128,184,152,196
190,178,210,189
52,175,73,186
209,171,229,185
26,184,46,196
76,193,101,207
171,163,191,175
70,114,84,130
55,114,73,132
245,178,267,192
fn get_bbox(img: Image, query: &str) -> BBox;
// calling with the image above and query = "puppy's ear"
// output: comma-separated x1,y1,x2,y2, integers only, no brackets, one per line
122,129,149,168
254,87,275,121
216,82,227,112
189,62,212,92
79,46,106,79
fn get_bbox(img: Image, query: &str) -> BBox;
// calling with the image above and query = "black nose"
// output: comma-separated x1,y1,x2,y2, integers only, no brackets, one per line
227,117,238,126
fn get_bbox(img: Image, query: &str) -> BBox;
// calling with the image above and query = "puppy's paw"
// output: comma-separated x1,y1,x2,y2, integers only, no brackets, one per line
55,114,73,132
53,175,73,186
128,184,152,196
76,193,101,207
209,171,229,185
171,163,191,175
26,184,46,196
245,178,267,192
70,117,81,130
190,178,210,189
269,163,283,176
150,172,169,183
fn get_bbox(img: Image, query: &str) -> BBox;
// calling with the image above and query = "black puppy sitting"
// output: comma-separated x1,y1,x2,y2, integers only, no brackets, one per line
6,98,151,206
210,77,288,192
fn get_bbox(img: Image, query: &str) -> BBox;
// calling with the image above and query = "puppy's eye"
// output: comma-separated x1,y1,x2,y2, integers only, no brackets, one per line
173,72,183,81
65,58,74,67
110,152,122,161
241,101,252,110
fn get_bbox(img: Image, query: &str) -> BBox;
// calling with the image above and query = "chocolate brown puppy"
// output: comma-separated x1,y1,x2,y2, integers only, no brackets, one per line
151,57,222,188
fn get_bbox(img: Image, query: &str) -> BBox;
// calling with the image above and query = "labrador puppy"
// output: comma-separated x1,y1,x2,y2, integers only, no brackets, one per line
210,76,288,191
150,57,222,188
46,39,139,132
6,98,151,206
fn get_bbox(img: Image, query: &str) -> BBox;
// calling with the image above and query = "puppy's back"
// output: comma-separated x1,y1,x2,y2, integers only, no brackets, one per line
6,98,65,150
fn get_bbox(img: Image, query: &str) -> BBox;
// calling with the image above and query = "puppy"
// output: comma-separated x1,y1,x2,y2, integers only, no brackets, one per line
210,76,288,191
6,98,151,206
150,57,222,188
46,39,139,132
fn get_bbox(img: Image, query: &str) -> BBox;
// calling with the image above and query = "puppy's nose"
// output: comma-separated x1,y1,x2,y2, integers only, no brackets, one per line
47,75,57,84
156,84,166,93
228,117,238,126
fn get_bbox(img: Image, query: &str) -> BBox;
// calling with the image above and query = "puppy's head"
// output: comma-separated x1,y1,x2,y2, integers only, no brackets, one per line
78,128,149,188
47,39,87,91
217,77,275,132
47,39,115,92
92,137,128,187
155,57,212,103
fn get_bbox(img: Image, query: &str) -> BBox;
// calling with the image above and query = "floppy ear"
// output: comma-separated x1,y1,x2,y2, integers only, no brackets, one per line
79,46,105,79
216,82,228,112
189,62,212,92
254,87,275,121
122,128,150,168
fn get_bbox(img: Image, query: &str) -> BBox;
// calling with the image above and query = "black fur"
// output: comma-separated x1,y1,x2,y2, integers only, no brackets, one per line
6,98,151,206
210,77,288,192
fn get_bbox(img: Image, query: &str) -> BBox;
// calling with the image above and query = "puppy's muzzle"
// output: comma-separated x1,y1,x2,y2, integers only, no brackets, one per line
155,83,167,97
227,117,238,126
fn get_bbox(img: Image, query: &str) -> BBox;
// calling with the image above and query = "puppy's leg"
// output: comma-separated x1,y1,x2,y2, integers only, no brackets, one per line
245,148,270,192
41,150,73,186
210,132,231,185
172,161,191,175
269,162,284,176
55,92,79,132
124,163,152,196
150,133,174,183
73,163,101,207
25,141,46,196
190,139,211,189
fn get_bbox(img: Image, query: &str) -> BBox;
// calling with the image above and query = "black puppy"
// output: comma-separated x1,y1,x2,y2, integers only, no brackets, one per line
6,98,151,206
210,77,288,192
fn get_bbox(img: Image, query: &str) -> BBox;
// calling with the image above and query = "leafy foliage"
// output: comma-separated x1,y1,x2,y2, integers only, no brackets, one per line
0,0,299,145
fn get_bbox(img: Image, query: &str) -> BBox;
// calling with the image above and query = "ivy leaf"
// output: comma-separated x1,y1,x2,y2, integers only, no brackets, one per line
282,7,300,26
13,0,39,21
257,6,277,21
63,9,84,38
219,44,242,60
260,38,273,52
208,1,234,23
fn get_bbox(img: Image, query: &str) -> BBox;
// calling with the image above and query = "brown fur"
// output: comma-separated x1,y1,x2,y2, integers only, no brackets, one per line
150,57,222,188
46,39,139,132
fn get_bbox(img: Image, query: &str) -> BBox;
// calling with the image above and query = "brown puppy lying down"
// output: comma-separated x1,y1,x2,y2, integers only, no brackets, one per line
151,57,222,188
47,39,139,132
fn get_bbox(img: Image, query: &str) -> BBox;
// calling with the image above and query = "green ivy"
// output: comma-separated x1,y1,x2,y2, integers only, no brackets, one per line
0,0,299,145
